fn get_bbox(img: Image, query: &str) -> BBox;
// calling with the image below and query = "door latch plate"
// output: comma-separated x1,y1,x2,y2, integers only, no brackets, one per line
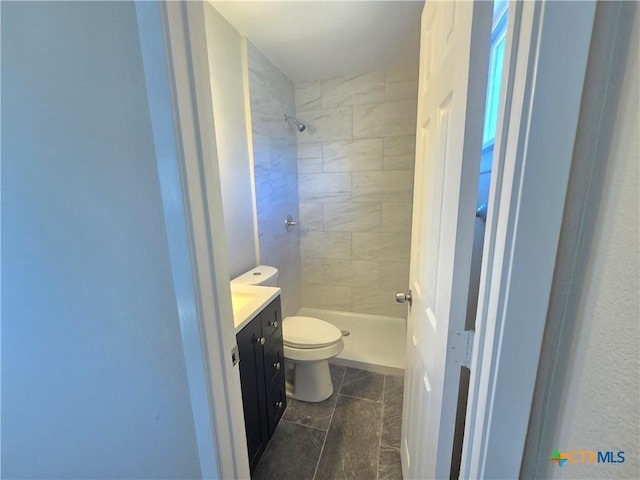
231,344,240,366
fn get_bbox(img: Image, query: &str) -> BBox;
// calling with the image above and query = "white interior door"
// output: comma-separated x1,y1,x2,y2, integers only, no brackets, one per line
401,2,491,478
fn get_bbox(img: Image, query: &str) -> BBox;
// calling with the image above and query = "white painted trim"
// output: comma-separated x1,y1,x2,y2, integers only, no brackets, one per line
135,3,218,476
461,1,596,478
136,2,250,479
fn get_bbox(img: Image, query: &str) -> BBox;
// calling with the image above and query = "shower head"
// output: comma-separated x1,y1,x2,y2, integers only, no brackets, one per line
284,114,306,133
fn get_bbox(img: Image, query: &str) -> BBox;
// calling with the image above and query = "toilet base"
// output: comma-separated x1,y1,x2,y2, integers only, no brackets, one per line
286,359,333,402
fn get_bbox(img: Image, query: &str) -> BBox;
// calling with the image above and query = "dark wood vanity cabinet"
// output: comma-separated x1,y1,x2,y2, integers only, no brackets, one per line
236,296,286,473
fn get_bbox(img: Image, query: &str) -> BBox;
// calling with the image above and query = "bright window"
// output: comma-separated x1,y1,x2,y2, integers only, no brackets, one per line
482,6,508,149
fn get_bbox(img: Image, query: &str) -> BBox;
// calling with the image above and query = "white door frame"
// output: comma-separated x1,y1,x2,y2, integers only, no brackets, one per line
136,0,597,478
136,2,250,479
461,1,595,478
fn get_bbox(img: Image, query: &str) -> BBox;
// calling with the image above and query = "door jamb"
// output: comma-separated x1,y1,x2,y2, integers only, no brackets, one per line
135,2,250,478
461,1,595,477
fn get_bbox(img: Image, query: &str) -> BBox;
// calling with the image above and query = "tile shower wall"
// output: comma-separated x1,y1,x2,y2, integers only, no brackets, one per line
295,68,418,317
247,41,301,317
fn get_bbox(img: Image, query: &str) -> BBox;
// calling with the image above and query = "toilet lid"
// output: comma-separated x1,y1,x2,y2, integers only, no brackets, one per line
283,316,342,349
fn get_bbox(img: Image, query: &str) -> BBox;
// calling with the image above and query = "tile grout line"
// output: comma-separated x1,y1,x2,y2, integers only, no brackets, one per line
338,392,383,404
279,418,328,434
376,375,386,480
312,368,346,480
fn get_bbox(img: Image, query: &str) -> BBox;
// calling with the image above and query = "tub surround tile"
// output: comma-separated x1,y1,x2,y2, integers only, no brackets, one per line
352,171,414,203
353,99,417,138
261,240,300,286
255,168,295,206
381,202,413,233
323,259,380,288
252,420,325,480
248,78,284,116
256,202,299,235
352,286,408,318
352,232,411,262
321,71,385,108
381,375,405,449
379,261,411,291
301,284,352,310
299,203,324,231
257,206,298,245
385,66,419,102
249,43,301,318
295,66,417,317
385,80,418,102
279,259,302,319
378,446,403,480
383,135,416,170
298,172,352,203
296,108,352,144
283,365,346,431
297,143,323,173
340,367,384,402
322,138,384,172
297,157,322,175
295,81,322,112
248,47,294,114
300,231,352,259
352,287,402,309
383,154,416,171
252,132,272,151
323,202,381,232
253,148,272,170
271,143,299,172
252,111,291,141
301,257,325,285
314,394,383,480
383,135,416,156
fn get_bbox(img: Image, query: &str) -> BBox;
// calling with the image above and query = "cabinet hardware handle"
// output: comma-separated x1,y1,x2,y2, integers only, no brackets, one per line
257,336,265,345
274,362,281,370
268,320,278,329
275,401,283,408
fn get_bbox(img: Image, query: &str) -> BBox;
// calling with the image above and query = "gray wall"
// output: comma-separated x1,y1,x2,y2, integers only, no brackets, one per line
247,41,302,317
523,2,639,478
1,2,201,478
204,4,258,279
295,68,418,317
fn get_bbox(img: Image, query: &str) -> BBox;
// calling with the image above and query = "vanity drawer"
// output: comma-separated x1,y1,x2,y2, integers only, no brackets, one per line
264,341,284,386
266,379,286,436
261,297,282,346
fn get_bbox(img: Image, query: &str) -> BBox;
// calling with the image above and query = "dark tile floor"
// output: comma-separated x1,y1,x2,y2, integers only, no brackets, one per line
253,365,404,480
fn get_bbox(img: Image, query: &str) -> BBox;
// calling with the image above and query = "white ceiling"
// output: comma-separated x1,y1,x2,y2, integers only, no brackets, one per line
210,1,423,83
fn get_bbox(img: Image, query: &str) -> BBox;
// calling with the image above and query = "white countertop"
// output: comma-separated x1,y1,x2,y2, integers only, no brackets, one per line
230,283,281,333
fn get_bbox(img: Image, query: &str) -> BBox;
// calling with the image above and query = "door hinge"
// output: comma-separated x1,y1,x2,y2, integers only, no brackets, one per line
449,330,474,369
231,344,240,366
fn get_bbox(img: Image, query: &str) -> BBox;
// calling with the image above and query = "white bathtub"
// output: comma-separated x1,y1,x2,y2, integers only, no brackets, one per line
296,307,406,375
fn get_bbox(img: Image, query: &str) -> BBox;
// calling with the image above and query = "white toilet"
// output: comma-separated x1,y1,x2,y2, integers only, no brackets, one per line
232,265,344,402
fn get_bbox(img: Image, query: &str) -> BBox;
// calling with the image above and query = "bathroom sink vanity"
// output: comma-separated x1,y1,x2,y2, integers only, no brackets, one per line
232,285,285,472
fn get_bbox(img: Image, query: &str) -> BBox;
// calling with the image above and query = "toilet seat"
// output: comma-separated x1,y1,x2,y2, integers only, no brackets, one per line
283,316,342,349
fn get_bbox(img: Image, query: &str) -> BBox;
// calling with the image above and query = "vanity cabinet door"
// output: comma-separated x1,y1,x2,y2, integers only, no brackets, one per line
237,295,286,473
237,315,269,472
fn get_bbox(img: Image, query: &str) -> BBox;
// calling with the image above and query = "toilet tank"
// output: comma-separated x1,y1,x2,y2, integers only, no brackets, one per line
231,265,279,287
